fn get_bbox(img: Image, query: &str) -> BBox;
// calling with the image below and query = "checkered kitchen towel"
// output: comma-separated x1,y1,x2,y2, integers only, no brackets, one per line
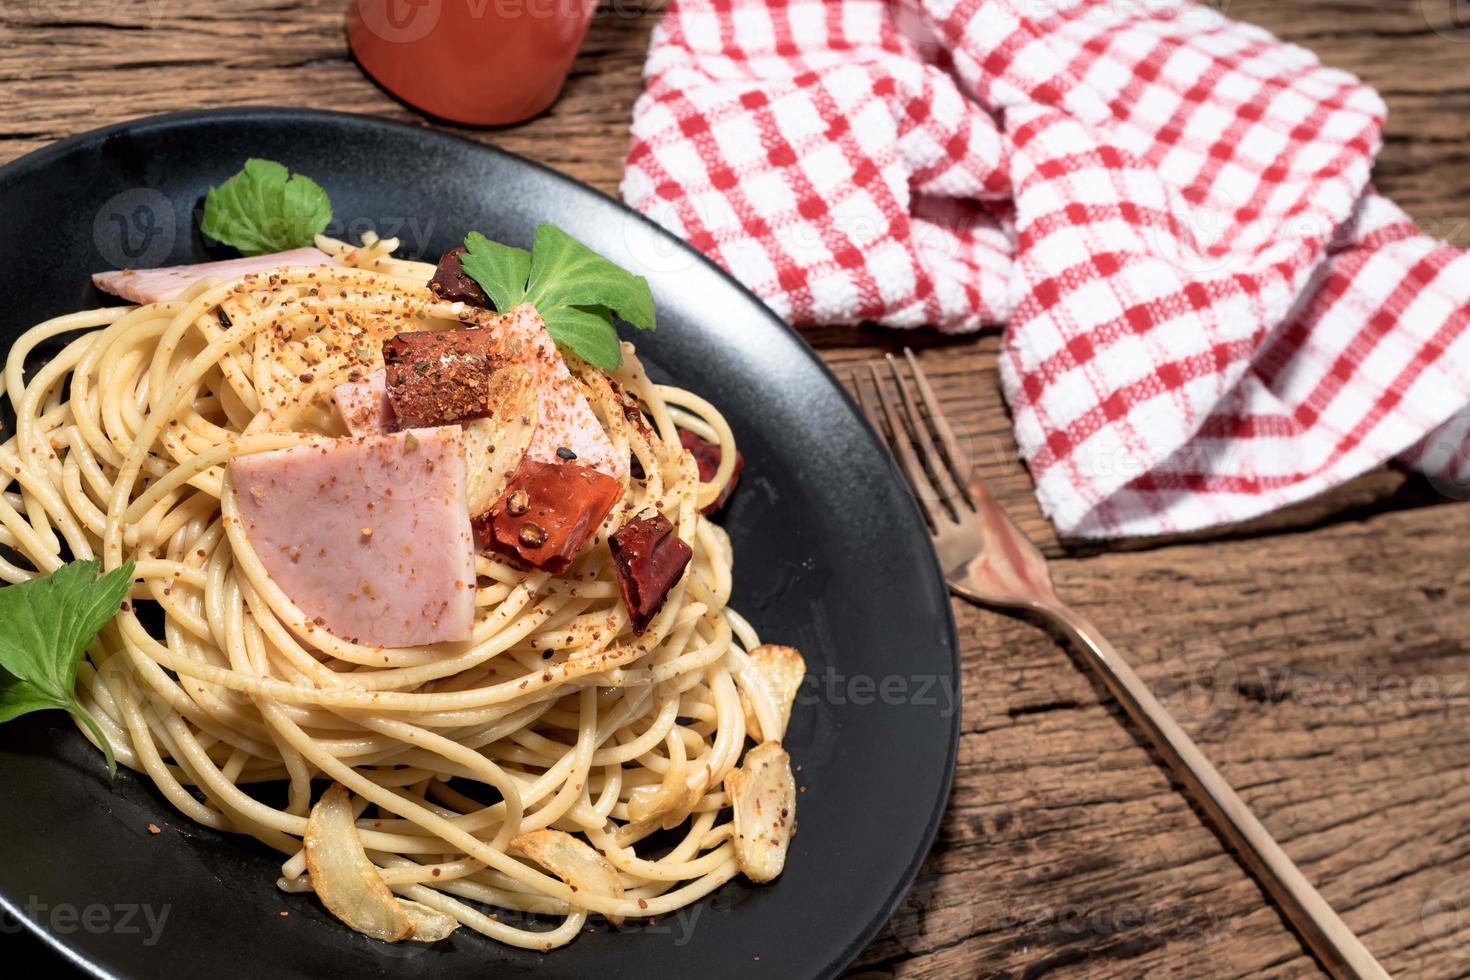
621,0,1470,537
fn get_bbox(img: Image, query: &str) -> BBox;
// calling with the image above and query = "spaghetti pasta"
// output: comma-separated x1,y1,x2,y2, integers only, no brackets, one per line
0,233,800,949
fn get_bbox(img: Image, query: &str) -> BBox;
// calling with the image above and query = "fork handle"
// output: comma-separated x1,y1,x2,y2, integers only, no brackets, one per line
1049,604,1389,980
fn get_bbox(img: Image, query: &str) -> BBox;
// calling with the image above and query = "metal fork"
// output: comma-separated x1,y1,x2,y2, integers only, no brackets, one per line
855,348,1388,980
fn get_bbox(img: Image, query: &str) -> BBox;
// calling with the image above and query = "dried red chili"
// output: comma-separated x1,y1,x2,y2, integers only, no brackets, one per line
609,511,693,634
477,458,623,573
427,247,491,308
679,429,744,514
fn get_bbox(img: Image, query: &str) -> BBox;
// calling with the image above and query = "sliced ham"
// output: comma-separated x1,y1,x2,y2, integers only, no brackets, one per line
496,305,626,481
333,370,395,437
229,427,476,647
93,247,334,305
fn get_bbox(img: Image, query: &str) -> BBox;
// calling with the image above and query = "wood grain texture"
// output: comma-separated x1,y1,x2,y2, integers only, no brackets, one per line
3,1,1470,976
849,502,1470,979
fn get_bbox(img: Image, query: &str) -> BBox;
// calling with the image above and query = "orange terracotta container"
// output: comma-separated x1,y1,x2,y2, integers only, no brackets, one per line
347,0,599,126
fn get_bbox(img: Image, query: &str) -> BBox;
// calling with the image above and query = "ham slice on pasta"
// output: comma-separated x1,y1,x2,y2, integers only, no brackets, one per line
93,247,334,304
333,370,395,438
228,426,476,648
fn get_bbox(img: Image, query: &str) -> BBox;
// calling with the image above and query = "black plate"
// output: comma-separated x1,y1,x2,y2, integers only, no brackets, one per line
0,108,959,980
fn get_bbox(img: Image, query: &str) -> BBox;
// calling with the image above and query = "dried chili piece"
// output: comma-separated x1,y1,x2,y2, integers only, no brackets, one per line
477,458,622,573
427,246,491,308
609,511,692,634
679,429,744,514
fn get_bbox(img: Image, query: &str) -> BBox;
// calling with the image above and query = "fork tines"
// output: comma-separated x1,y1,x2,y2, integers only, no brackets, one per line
852,348,975,529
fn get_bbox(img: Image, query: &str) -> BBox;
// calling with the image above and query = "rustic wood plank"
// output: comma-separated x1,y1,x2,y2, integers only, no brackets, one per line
3,3,1470,977
0,0,662,192
848,500,1470,978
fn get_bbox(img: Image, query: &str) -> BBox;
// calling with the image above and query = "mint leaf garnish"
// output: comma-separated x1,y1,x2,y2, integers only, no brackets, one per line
201,159,332,257
0,559,135,776
460,223,655,369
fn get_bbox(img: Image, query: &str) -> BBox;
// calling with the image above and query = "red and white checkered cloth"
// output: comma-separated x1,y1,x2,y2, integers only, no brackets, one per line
622,0,1470,537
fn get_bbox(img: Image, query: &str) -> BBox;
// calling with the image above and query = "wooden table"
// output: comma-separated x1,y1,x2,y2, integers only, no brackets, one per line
4,2,1469,976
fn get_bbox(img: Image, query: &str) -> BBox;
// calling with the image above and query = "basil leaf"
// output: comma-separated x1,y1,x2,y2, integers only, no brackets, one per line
458,223,656,369
524,224,656,332
0,682,68,723
0,559,135,776
201,159,332,256
460,232,532,312
542,305,625,370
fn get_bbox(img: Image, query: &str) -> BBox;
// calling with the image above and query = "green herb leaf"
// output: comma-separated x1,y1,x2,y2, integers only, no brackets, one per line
459,223,655,369
201,159,333,257
524,225,656,332
459,232,532,312
0,559,135,776
541,305,626,371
